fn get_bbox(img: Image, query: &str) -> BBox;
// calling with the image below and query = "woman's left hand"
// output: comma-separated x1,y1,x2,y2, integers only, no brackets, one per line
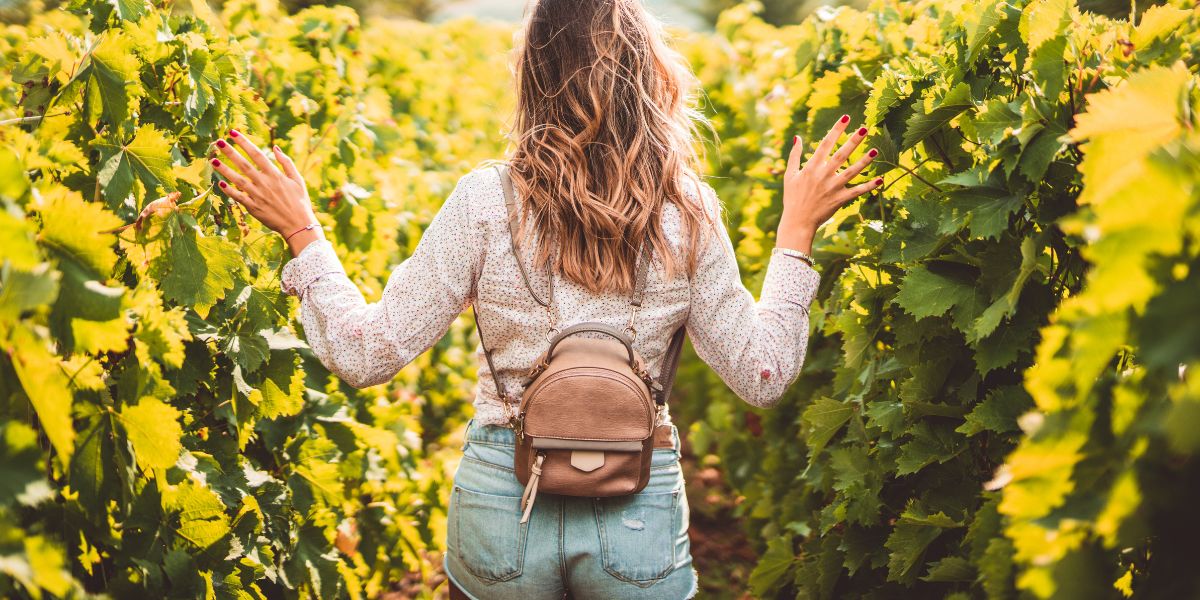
210,129,321,253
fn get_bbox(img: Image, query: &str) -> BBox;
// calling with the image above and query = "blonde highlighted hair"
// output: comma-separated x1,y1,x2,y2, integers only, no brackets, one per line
501,0,715,296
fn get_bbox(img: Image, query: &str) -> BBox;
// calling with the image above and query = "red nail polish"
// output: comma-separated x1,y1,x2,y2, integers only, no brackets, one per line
216,140,227,148
874,178,884,185
868,149,878,157
792,135,797,144
229,129,239,137
857,127,868,136
211,158,221,167
840,114,850,124
218,180,227,188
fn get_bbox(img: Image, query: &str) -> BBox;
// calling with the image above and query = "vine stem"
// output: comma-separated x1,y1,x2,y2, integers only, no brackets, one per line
875,157,941,192
0,111,70,126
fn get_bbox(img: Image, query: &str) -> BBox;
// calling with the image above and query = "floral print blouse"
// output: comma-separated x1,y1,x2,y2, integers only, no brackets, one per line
281,164,821,427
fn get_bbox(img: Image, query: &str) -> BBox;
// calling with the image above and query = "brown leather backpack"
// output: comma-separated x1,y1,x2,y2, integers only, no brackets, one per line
471,164,687,523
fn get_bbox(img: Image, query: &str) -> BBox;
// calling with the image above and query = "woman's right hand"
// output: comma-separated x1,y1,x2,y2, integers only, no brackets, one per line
776,114,882,253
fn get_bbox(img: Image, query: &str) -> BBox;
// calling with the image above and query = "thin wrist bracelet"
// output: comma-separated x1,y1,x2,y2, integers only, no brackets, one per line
284,222,320,242
774,246,815,267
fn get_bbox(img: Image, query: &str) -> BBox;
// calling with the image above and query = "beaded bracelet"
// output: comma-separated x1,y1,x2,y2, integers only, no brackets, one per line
284,222,320,242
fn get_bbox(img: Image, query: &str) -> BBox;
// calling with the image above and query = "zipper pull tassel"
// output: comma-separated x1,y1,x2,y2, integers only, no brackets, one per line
519,453,545,524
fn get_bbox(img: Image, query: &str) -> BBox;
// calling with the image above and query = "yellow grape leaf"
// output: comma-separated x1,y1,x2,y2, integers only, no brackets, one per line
35,187,124,276
1131,5,1194,49
165,482,231,549
1019,0,1073,51
0,211,41,270
119,397,183,472
1071,63,1190,206
8,327,75,462
24,31,82,85
71,316,131,355
130,285,191,369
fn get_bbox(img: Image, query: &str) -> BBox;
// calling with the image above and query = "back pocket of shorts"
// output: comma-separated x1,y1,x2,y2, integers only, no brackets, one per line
449,485,528,582
594,489,681,586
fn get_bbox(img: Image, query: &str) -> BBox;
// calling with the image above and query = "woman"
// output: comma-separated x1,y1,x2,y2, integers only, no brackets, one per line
210,0,880,597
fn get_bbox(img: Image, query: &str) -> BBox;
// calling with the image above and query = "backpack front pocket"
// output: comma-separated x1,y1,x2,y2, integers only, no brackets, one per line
449,484,529,583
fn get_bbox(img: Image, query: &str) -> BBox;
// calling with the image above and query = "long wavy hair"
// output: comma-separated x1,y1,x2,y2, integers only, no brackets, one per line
503,0,715,296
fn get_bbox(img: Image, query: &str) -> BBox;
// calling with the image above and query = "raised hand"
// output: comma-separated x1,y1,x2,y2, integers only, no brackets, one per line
776,114,882,253
210,129,322,255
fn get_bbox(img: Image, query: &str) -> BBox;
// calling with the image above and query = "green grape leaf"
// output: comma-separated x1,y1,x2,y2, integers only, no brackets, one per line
110,0,149,20
972,237,1038,340
286,525,343,599
154,216,245,318
885,522,944,584
970,315,1037,373
865,400,905,434
965,0,1006,65
70,413,115,513
893,264,976,320
946,189,1023,241
902,82,973,150
896,422,965,475
95,126,176,205
749,536,798,597
979,537,1016,598
803,397,855,458
223,329,270,374
921,556,974,582
1028,35,1067,101
85,33,142,128
966,99,1023,145
957,386,1031,436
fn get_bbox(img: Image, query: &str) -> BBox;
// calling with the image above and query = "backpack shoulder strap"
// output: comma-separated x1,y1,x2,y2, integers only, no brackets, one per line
653,325,687,406
497,163,551,307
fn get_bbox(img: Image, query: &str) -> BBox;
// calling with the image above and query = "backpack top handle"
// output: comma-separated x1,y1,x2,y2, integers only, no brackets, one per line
545,323,637,365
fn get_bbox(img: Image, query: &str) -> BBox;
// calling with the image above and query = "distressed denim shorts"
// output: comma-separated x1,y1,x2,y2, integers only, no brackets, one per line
443,418,699,599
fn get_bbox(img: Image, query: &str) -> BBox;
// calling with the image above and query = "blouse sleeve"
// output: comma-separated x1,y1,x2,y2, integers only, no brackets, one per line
685,182,821,408
280,172,484,389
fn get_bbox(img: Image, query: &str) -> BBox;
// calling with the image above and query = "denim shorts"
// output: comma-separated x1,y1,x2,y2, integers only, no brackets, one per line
444,418,699,599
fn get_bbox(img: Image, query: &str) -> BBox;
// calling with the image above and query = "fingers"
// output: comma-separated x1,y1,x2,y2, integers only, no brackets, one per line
228,128,278,175
835,176,885,205
785,134,805,174
217,179,255,210
214,139,258,181
812,114,851,166
273,145,302,183
830,125,869,167
836,147,879,185
211,157,254,192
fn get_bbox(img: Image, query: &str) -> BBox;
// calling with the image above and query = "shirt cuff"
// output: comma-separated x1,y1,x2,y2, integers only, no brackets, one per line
281,239,346,298
763,247,821,309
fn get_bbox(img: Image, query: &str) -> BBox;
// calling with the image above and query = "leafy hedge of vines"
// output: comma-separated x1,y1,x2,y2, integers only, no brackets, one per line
674,1,1200,598
2,1,511,597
